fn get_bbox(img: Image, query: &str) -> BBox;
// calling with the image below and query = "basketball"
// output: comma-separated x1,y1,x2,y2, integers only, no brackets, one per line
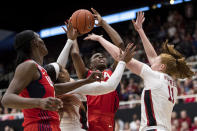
70,9,95,34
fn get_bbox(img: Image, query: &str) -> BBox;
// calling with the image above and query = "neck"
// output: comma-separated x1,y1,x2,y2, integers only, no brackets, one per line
30,53,44,65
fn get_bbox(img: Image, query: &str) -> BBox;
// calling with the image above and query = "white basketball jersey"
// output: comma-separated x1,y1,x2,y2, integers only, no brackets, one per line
139,64,177,131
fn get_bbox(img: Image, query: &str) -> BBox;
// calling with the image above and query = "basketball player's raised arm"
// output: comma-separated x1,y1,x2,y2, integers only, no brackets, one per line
84,34,144,76
91,8,124,50
1,62,62,111
68,43,135,95
57,21,77,67
70,39,89,79
132,11,157,65
69,61,125,95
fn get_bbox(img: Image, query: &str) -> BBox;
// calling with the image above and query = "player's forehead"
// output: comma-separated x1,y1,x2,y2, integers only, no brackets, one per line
91,53,105,59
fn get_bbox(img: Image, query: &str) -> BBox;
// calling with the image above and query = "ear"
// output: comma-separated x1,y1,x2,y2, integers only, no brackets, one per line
160,64,166,72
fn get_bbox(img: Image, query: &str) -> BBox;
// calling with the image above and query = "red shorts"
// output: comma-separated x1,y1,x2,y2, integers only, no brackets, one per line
24,123,60,131
88,110,115,131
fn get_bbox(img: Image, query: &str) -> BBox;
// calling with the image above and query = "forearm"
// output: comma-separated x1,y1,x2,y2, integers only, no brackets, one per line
102,20,124,49
57,39,74,68
54,79,91,95
137,29,157,65
69,61,126,95
97,36,120,61
1,93,40,109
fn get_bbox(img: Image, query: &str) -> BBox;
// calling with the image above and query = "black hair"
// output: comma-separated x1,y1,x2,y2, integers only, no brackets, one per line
14,30,35,66
44,64,56,83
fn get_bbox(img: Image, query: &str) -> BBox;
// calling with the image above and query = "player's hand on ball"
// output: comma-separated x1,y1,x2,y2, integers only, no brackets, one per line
62,20,78,40
39,97,63,111
119,43,136,63
86,71,102,83
132,11,145,31
91,8,103,26
84,33,102,41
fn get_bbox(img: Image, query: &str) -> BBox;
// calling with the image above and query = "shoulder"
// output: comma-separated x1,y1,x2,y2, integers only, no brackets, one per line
16,61,37,71
15,61,37,75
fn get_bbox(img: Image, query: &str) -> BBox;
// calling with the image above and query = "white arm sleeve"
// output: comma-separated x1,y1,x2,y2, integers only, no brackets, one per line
57,39,74,68
68,61,126,95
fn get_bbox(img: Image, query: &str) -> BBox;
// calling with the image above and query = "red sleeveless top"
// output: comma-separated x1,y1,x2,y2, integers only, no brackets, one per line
19,60,60,127
86,69,119,120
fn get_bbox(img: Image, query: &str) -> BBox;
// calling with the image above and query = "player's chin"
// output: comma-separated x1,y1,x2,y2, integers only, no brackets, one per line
97,64,107,69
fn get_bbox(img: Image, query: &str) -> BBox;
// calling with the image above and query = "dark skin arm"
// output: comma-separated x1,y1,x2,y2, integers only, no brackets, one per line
91,8,125,71
1,61,62,111
70,39,89,79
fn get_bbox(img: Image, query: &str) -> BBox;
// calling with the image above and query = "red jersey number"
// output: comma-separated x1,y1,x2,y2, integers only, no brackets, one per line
168,85,174,103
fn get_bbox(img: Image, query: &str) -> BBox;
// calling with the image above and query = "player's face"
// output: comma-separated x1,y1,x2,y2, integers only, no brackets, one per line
90,53,107,70
33,33,48,56
151,56,166,72
57,67,70,83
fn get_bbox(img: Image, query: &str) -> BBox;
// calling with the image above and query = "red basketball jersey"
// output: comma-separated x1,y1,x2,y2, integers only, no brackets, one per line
19,61,60,128
86,69,119,131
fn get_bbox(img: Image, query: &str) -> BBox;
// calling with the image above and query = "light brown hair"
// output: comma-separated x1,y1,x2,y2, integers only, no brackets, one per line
160,40,194,79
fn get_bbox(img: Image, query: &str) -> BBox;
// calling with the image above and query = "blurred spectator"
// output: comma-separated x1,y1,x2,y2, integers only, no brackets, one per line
190,116,197,131
179,110,192,128
180,121,190,131
4,125,14,131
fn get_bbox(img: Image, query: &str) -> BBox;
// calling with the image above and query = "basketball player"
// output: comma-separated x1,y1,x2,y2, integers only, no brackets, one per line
1,30,102,131
71,8,125,131
46,43,135,131
84,11,194,131
44,20,136,131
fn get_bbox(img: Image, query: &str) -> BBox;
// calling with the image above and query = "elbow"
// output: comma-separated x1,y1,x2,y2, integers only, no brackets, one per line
1,94,8,107
71,52,79,57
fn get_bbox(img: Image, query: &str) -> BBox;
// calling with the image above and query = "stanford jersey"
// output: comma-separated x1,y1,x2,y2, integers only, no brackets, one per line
19,60,60,130
139,64,177,131
86,69,119,131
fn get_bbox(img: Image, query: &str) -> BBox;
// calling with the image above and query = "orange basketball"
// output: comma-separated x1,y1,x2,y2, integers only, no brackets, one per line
70,9,95,34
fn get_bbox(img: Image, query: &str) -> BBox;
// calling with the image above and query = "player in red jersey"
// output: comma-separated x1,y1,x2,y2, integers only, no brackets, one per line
70,8,125,131
1,30,102,131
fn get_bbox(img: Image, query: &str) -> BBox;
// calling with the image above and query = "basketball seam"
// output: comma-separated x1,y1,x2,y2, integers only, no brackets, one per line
76,11,81,32
83,12,87,34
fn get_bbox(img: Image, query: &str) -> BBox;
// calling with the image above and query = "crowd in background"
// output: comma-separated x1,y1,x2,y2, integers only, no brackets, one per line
0,2,197,131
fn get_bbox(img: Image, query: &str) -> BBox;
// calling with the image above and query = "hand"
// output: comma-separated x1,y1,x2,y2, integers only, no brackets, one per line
86,71,102,83
62,20,78,40
84,33,102,41
119,43,136,63
39,97,63,111
91,8,104,26
132,11,145,31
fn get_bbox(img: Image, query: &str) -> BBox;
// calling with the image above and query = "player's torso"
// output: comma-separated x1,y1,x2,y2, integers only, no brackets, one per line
140,73,177,131
86,69,119,113
20,61,59,126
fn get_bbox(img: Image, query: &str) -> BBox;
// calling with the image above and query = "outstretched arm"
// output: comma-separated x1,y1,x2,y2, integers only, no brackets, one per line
68,43,136,95
55,71,101,95
57,21,78,68
132,11,157,65
69,61,126,95
84,34,144,75
91,8,124,50
70,39,89,79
